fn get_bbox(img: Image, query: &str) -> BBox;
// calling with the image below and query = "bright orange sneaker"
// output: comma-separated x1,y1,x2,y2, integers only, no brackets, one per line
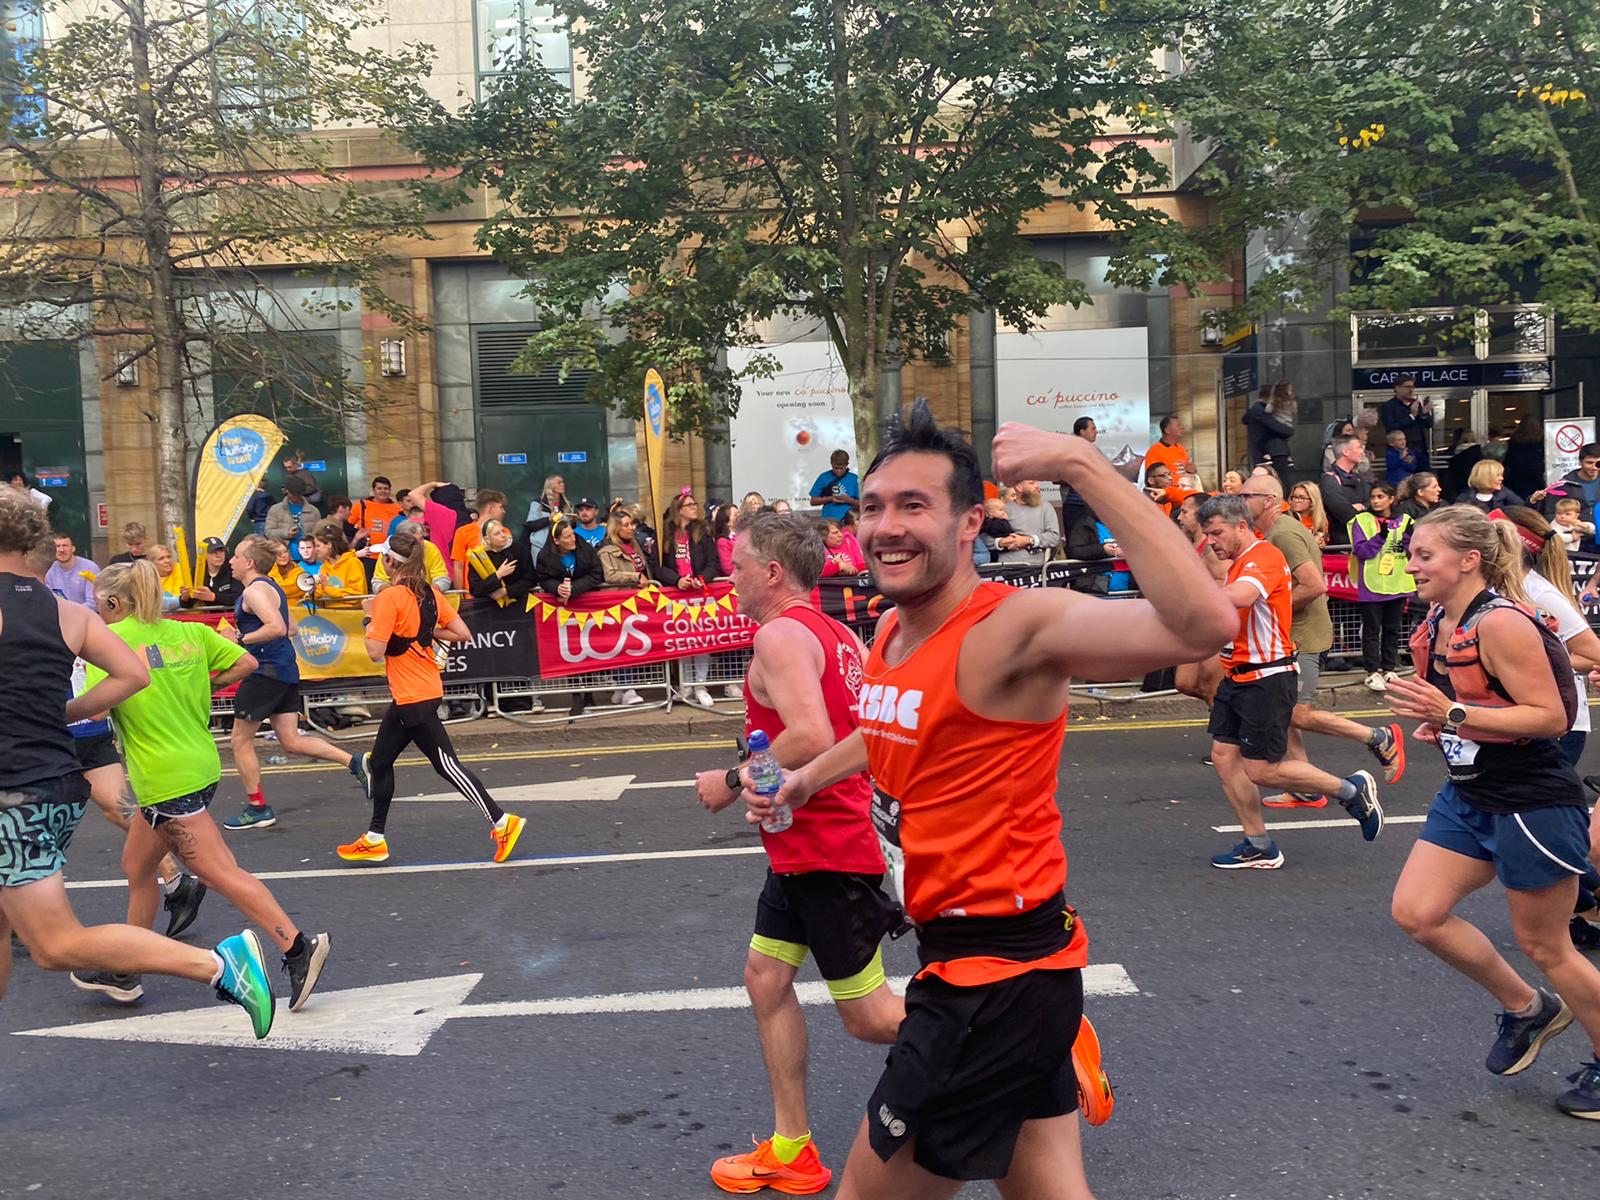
710,1137,832,1195
490,813,526,864
336,834,390,864
1073,1015,1115,1127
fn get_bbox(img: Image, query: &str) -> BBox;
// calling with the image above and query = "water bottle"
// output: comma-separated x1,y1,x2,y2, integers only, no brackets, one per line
747,729,792,833
264,753,289,766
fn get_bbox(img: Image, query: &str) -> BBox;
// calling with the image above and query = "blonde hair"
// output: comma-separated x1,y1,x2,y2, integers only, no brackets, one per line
1289,483,1327,537
1555,498,1582,514
1504,506,1574,599
95,560,165,623
1416,504,1530,607
1467,459,1504,492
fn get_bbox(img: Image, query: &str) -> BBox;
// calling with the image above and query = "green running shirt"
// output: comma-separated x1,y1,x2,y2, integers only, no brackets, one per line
86,619,245,806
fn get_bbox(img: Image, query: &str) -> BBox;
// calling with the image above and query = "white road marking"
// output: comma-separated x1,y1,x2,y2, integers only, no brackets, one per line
1212,815,1427,833
395,775,635,804
64,845,769,891
623,779,697,790
15,966,1140,1056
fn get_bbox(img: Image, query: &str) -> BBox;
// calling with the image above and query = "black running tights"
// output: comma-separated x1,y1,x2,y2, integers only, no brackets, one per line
367,700,504,835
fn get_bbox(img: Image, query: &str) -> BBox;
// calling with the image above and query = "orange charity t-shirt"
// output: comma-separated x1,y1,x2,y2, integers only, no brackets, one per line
1221,539,1296,681
353,499,404,548
450,522,483,586
368,584,458,704
1143,440,1190,478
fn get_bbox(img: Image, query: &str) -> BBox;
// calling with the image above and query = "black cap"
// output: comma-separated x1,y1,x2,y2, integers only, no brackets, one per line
575,496,599,509
202,536,226,552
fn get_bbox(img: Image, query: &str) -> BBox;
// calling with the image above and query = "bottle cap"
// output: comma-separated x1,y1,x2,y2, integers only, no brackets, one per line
748,730,770,751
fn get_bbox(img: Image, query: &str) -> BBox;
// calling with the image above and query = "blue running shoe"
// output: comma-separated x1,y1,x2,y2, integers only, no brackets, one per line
1340,770,1383,841
1486,988,1571,1075
1557,1058,1600,1120
1211,840,1285,870
214,930,276,1039
223,804,276,831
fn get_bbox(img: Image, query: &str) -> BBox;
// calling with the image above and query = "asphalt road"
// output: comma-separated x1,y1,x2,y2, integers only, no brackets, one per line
2,718,1596,1199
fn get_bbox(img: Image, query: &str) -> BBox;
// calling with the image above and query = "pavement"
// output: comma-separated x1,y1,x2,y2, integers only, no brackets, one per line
3,717,1598,1199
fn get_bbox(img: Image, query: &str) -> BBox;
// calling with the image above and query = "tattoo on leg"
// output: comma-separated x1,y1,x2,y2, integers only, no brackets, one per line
159,821,201,863
116,790,139,823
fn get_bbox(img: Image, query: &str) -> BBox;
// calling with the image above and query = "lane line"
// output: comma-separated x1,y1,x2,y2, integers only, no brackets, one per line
225,739,732,779
396,776,635,804
1212,814,1427,833
457,964,1141,1019
64,844,769,890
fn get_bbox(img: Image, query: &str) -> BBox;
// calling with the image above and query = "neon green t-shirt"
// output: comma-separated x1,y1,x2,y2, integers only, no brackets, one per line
85,618,244,806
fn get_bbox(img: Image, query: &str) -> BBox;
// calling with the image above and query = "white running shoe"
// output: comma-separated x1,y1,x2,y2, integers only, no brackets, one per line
611,688,644,705
1365,672,1388,692
693,686,715,707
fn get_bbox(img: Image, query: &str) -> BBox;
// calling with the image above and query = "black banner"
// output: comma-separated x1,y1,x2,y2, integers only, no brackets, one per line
443,599,540,683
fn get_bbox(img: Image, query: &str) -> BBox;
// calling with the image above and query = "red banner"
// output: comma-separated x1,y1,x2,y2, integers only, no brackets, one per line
1322,552,1357,602
531,581,759,678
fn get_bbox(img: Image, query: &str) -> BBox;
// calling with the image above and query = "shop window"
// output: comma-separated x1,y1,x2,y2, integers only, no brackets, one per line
0,0,43,134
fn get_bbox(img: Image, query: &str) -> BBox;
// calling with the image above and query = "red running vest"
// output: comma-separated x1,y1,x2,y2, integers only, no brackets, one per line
743,606,884,876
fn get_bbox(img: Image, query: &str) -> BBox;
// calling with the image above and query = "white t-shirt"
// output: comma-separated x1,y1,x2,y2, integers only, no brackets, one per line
1525,571,1591,734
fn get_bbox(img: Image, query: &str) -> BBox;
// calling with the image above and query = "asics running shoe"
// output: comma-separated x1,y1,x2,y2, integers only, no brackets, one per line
1487,988,1572,1075
491,813,526,864
710,1137,832,1195
214,930,276,1039
336,834,390,864
1073,1014,1114,1126
222,804,276,831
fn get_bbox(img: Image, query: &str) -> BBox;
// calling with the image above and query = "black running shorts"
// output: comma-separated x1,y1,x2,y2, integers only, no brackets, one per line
751,869,900,985
1208,673,1297,762
73,731,121,774
233,675,302,724
866,966,1083,1181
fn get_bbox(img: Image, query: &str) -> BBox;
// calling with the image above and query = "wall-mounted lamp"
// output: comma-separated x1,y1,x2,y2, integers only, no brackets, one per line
114,353,139,386
379,339,407,378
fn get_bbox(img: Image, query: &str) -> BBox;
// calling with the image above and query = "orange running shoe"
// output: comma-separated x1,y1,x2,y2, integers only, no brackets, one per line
491,813,526,863
1073,1015,1115,1127
1370,721,1406,785
710,1137,832,1195
335,834,390,864
1261,791,1328,809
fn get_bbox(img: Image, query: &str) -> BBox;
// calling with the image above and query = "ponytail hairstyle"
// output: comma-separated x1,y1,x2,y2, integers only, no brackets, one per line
1502,505,1573,599
384,527,430,603
95,560,165,624
1417,504,1531,608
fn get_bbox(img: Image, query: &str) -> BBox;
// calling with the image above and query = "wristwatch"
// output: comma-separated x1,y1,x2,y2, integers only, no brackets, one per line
1443,702,1468,732
725,767,743,793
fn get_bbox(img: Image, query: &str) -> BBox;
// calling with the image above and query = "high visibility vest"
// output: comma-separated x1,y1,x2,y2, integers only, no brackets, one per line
1347,512,1416,597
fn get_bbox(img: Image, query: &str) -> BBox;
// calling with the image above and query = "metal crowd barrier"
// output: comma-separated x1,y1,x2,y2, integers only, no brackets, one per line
489,660,674,727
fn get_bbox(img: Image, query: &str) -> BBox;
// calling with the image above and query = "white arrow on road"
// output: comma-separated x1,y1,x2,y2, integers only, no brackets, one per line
14,964,1139,1056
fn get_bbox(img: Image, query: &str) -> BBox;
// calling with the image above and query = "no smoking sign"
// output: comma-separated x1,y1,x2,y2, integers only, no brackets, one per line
1556,424,1585,454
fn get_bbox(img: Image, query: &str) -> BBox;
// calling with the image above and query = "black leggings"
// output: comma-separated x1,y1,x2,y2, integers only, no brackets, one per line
1360,598,1406,673
367,700,503,835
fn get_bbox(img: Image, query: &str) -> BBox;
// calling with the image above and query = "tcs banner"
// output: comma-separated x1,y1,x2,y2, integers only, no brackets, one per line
533,581,757,678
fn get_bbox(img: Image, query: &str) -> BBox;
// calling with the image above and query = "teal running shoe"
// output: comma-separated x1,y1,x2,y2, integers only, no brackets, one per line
222,804,276,831
214,930,276,1039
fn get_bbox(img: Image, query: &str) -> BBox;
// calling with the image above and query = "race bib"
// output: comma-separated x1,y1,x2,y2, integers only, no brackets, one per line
1438,731,1481,768
870,787,906,909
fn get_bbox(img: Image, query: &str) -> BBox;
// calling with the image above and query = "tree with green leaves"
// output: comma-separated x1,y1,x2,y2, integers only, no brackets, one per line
0,0,438,540
1176,0,1600,335
410,0,1240,459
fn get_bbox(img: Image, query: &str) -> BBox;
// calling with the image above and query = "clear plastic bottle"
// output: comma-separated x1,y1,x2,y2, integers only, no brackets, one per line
747,729,792,833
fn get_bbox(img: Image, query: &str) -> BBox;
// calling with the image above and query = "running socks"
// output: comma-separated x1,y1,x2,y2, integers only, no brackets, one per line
208,951,225,987
770,1131,813,1165
1336,779,1360,803
1365,727,1385,748
1508,992,1542,1019
246,790,266,809
1247,834,1273,851
493,813,509,831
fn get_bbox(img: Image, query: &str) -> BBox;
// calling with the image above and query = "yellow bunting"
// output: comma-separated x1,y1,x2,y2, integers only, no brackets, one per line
622,596,638,614
671,601,687,617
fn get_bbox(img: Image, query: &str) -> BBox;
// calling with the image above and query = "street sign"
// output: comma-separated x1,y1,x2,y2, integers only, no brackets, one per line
497,452,529,465
96,503,108,529
557,451,587,464
1546,418,1596,480
302,460,327,473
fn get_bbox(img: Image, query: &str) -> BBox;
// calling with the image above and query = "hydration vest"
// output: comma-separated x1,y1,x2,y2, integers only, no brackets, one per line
1407,592,1579,743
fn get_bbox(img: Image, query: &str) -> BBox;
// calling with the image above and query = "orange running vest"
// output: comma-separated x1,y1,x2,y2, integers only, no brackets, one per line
861,582,1087,986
